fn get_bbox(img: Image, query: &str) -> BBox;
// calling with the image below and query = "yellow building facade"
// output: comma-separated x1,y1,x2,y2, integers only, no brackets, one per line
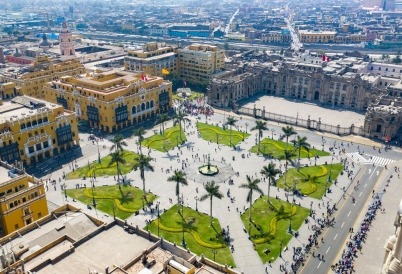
0,96,79,166
299,31,336,43
0,167,48,236
0,55,84,100
176,44,225,84
43,69,173,133
124,42,178,77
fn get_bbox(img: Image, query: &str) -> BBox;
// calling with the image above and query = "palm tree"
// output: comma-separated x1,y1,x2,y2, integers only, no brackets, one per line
133,128,146,154
108,152,126,191
260,163,282,203
199,181,223,226
110,134,127,153
281,126,297,150
279,150,296,187
155,113,169,149
252,120,268,152
291,135,311,170
167,170,188,213
173,110,190,140
239,175,264,221
225,116,238,147
132,154,154,202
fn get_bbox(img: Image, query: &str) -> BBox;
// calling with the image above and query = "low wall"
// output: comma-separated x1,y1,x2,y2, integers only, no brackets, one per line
200,256,241,274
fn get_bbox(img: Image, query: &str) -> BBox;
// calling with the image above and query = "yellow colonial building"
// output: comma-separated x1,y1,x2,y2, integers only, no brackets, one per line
176,44,225,84
124,42,178,77
0,164,48,236
0,96,79,166
299,30,336,43
0,54,84,99
43,69,172,133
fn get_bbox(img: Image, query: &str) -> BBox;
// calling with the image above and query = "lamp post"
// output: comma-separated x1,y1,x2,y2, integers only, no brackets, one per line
181,194,186,248
271,128,275,139
314,154,318,166
322,138,326,151
310,201,313,213
245,122,249,133
112,204,116,219
195,196,199,211
156,201,160,237
279,240,283,258
325,154,334,197
212,249,218,261
96,139,101,163
222,99,226,123
216,133,219,144
287,201,294,234
176,136,179,147
64,188,67,200
91,165,96,207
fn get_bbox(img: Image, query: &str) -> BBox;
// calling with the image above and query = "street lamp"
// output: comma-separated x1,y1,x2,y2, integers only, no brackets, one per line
287,201,294,234
271,128,275,139
245,122,249,133
314,154,318,166
176,136,179,147
195,196,199,211
212,249,218,261
181,194,187,248
112,204,116,219
279,240,283,258
156,201,161,237
324,154,334,197
221,99,226,123
96,139,101,163
91,165,97,207
322,138,326,151
310,201,313,213
216,133,219,144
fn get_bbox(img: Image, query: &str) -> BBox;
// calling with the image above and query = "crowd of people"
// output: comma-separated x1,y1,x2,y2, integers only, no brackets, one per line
331,196,382,274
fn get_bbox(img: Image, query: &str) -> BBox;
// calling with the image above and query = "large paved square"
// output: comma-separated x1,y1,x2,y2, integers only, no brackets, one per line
240,95,365,127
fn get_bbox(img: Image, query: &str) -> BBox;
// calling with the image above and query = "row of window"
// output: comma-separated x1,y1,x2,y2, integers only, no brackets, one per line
371,66,402,73
20,117,49,130
8,191,39,209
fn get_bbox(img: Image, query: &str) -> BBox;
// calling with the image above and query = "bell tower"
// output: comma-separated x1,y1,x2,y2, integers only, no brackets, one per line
59,22,75,56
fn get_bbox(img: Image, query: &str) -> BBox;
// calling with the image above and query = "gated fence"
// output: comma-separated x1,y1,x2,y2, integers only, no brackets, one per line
237,107,364,136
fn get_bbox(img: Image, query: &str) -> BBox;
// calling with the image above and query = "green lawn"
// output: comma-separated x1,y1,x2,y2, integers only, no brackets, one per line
66,150,139,180
66,185,157,220
146,205,235,267
276,163,344,199
249,138,330,159
196,122,250,147
241,197,310,263
142,125,186,152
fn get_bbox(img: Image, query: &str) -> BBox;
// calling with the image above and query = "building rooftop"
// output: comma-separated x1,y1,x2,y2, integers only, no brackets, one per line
0,96,63,123
0,166,11,185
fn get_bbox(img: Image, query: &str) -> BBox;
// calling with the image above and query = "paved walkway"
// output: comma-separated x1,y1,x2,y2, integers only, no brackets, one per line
44,114,363,273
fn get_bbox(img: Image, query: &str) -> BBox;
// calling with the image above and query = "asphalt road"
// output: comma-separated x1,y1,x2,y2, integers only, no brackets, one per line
299,164,384,274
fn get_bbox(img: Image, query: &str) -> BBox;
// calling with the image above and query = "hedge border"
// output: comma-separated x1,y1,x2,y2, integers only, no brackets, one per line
83,188,155,213
153,219,226,249
198,127,247,140
144,128,184,148
253,204,297,244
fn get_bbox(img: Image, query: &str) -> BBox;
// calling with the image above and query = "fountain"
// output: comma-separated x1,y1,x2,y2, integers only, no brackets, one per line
198,154,219,176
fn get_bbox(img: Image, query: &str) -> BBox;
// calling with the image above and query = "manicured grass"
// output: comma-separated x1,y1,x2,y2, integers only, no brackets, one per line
66,185,157,220
142,125,186,152
146,205,235,267
196,122,250,147
240,197,310,263
66,150,139,180
249,138,330,159
276,163,344,199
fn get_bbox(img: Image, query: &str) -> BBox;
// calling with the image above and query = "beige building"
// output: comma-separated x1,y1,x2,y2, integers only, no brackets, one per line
176,44,225,84
262,31,291,43
299,30,336,43
124,42,178,77
43,69,172,133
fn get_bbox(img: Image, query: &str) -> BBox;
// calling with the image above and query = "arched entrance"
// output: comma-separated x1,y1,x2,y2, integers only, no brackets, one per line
314,91,320,100
376,124,382,132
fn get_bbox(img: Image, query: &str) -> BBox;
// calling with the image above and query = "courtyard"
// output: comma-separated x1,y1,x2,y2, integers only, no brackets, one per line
240,95,365,127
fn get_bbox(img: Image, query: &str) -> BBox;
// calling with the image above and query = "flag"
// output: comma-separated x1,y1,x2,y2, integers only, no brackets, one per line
141,74,144,80
322,54,326,61
322,54,330,62
183,80,187,87
162,68,169,75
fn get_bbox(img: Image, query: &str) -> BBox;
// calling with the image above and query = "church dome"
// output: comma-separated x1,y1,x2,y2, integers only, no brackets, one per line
38,33,52,49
